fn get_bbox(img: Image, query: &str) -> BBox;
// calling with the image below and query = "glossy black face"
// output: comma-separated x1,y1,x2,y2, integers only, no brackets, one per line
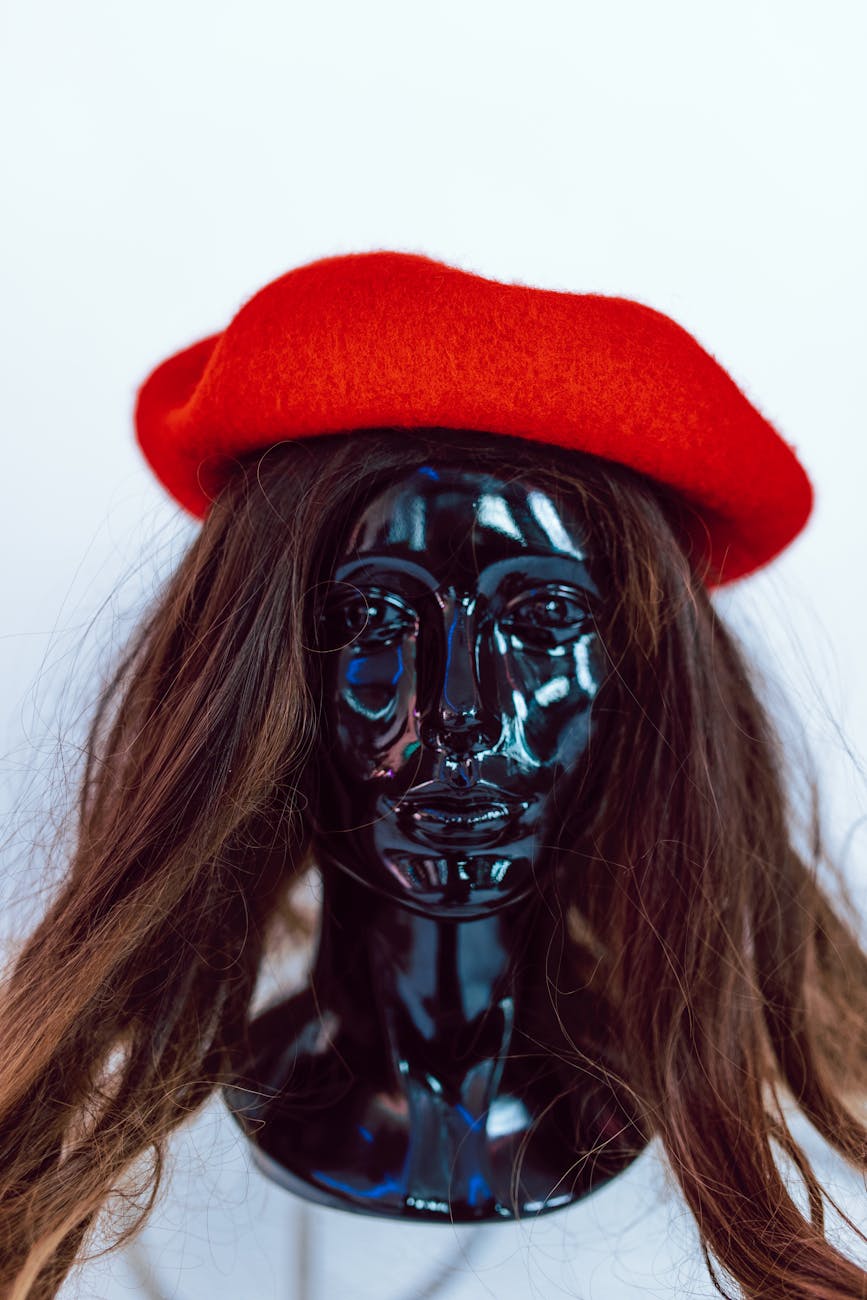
313,466,607,917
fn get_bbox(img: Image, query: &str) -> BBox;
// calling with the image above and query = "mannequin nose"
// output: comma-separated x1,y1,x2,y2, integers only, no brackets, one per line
423,599,491,755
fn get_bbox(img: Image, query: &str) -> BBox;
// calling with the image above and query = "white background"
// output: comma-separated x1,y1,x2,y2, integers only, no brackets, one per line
1,3,866,1297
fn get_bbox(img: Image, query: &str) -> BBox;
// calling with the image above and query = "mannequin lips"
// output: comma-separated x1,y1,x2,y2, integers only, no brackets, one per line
386,784,530,847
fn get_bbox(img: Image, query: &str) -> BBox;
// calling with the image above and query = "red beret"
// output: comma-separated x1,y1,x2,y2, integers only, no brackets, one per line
135,250,812,584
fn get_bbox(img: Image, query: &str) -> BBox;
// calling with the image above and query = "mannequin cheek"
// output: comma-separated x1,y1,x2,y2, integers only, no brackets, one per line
332,639,420,773
512,688,597,769
496,635,604,766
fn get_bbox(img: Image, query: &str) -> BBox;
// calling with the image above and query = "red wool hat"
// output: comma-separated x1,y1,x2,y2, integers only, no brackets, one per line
135,250,813,584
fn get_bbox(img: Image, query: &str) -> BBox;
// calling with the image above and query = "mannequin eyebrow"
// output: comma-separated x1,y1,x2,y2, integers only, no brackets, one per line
479,556,600,599
332,552,600,598
332,556,442,590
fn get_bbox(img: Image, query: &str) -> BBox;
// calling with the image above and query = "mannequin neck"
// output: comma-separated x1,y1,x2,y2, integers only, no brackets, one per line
314,860,531,1098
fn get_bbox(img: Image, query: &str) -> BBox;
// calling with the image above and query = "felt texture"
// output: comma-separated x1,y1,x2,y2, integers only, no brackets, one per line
135,251,813,584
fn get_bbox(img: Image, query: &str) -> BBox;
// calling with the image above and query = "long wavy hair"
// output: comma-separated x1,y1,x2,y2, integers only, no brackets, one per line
2,428,867,1299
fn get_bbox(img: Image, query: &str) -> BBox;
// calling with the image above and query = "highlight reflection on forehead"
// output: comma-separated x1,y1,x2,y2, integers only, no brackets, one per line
476,494,524,542
386,495,427,550
527,490,585,560
347,468,590,568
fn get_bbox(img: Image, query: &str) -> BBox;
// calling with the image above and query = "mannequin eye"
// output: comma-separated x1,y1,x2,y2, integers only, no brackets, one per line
500,588,591,644
324,591,417,648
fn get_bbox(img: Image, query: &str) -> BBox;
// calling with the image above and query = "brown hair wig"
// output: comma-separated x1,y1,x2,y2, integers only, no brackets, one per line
2,428,867,1299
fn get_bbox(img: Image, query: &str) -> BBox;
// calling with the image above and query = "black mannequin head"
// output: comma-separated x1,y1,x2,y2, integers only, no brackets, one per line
313,464,607,917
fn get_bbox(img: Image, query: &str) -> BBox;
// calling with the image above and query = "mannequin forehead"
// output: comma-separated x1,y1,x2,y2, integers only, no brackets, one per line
341,466,591,575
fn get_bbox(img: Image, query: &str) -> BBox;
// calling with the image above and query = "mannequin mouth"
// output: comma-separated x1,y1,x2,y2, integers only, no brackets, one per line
385,784,530,847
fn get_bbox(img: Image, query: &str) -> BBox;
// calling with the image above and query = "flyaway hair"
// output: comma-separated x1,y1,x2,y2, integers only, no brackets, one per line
1,429,866,1299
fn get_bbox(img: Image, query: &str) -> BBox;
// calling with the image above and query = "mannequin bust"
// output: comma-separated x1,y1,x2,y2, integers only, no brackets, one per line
225,464,645,1218
4,252,867,1300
